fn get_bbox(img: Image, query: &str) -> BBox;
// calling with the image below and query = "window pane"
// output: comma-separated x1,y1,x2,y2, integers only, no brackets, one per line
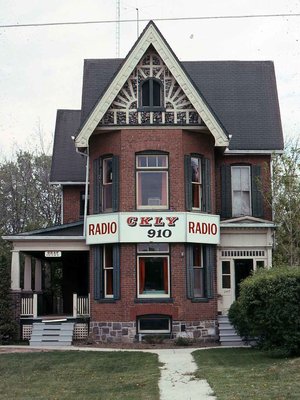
103,158,112,184
148,156,157,167
152,80,161,106
192,245,202,266
191,157,201,183
256,260,265,269
139,257,168,295
103,184,112,211
222,275,231,289
139,316,170,332
142,81,150,106
137,155,147,168
192,183,201,208
222,261,230,275
137,243,169,253
104,245,113,267
194,268,204,297
137,171,167,207
157,155,167,167
105,269,113,295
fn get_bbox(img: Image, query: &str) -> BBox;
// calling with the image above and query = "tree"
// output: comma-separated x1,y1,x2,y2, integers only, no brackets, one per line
265,138,300,267
0,256,18,343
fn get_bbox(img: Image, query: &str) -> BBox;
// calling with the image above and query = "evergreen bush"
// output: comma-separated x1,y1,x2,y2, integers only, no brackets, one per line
0,257,18,344
228,267,300,356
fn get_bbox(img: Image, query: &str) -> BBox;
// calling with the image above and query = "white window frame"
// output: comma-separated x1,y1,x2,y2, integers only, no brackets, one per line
231,166,252,217
137,243,170,298
192,244,204,298
136,154,169,210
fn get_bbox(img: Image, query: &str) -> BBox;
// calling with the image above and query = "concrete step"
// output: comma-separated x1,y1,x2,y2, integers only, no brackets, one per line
29,322,74,347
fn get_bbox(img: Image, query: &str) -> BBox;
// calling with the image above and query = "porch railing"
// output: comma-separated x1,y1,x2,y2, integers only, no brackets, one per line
21,293,38,318
73,293,90,318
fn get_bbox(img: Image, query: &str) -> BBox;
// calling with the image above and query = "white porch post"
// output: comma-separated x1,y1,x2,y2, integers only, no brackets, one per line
33,293,38,318
11,250,21,290
73,293,77,318
23,255,32,291
34,259,42,291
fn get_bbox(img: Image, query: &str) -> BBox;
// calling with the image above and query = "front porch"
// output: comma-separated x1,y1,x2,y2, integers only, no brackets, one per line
3,222,91,341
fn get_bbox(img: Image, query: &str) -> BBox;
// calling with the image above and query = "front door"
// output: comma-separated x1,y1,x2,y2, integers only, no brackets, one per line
234,259,253,299
218,258,254,314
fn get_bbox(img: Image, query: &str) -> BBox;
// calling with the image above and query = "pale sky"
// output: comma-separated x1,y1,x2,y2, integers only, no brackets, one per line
1,0,300,159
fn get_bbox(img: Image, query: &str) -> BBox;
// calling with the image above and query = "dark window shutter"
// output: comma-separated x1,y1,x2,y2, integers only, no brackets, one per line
113,245,120,300
204,245,215,299
202,158,211,212
251,165,264,218
221,164,232,218
112,155,119,212
184,155,192,211
93,245,103,300
186,245,194,299
93,158,102,214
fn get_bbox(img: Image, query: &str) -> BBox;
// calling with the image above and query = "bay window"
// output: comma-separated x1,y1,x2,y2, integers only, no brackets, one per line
136,154,168,209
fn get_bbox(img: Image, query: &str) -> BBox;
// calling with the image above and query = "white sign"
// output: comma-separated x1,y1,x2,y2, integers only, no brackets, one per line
45,251,62,258
86,212,220,245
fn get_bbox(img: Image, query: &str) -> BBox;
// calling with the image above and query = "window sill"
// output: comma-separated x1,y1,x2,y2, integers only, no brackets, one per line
134,298,174,304
190,298,210,303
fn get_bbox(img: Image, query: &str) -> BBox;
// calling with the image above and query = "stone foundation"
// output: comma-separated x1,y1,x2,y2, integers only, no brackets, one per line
90,319,217,343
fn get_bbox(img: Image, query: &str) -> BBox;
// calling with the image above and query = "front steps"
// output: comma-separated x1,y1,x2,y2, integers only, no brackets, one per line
218,315,245,347
29,320,74,347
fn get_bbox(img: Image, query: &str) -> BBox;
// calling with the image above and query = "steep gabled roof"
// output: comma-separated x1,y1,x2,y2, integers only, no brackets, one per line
75,21,229,149
50,109,86,183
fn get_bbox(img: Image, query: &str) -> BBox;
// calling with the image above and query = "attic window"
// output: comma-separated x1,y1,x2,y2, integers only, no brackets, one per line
141,78,163,108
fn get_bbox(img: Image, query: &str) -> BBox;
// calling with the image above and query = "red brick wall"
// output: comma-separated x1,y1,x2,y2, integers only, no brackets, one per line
215,154,272,220
63,185,85,223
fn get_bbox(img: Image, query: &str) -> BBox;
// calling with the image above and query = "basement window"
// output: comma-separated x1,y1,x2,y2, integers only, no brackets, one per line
137,315,171,334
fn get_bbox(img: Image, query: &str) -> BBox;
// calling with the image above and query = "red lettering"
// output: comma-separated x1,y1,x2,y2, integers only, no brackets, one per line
139,217,153,226
211,224,217,235
89,224,95,235
127,217,138,227
166,216,179,226
189,221,195,233
154,217,165,226
111,222,117,234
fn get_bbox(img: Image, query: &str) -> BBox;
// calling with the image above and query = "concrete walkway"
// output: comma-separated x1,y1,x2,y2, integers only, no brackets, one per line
0,345,216,399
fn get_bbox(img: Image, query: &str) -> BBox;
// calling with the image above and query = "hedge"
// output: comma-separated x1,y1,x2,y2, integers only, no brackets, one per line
228,266,300,356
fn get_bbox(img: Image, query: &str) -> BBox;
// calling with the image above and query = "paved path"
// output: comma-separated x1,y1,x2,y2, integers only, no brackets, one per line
0,345,216,399
153,348,216,400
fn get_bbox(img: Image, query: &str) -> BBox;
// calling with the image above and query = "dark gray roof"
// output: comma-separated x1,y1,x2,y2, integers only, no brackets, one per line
79,58,283,151
14,221,84,237
50,110,86,183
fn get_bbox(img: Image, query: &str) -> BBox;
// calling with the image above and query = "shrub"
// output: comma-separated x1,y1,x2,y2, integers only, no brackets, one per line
0,257,18,344
228,266,300,356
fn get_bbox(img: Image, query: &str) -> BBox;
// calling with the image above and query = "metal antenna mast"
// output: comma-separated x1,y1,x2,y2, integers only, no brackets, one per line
116,0,120,57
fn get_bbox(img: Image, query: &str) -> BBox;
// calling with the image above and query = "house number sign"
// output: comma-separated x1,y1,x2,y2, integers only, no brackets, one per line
86,212,220,245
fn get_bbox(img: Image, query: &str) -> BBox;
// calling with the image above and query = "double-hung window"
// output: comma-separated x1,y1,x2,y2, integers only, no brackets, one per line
93,155,119,213
186,244,214,300
185,154,211,212
136,154,168,209
137,243,170,298
141,78,163,109
93,244,120,301
231,166,251,217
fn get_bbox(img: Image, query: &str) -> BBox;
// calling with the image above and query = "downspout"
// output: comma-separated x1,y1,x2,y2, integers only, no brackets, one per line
76,147,89,238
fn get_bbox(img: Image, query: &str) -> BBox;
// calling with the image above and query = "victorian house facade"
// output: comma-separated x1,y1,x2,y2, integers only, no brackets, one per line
4,22,284,344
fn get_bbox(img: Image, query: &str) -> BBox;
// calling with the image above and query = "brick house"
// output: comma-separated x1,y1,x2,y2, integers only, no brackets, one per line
4,21,283,344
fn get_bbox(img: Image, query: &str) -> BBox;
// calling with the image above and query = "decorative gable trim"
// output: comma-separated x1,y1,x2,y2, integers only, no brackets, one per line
75,22,229,149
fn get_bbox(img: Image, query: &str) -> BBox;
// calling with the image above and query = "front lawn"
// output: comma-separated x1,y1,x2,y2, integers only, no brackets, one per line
193,348,300,400
0,351,160,400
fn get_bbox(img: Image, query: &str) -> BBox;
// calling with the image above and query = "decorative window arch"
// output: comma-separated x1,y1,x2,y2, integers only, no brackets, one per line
140,78,163,108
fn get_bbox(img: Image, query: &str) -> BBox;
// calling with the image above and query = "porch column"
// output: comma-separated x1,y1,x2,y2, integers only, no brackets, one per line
34,259,42,292
11,250,21,290
23,255,32,291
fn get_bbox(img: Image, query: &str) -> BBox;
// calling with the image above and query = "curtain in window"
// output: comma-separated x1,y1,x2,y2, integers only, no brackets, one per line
139,258,146,294
163,258,168,293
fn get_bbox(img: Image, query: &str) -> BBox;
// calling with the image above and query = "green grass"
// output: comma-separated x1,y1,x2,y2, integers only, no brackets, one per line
0,351,160,400
193,348,300,400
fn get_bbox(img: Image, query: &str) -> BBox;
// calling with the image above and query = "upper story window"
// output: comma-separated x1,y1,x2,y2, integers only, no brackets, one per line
80,191,90,218
221,164,263,219
185,155,211,212
103,157,113,212
93,155,119,214
140,78,163,109
136,154,168,209
231,166,251,217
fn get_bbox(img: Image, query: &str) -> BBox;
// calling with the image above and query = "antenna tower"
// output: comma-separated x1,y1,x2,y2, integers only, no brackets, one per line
116,0,120,57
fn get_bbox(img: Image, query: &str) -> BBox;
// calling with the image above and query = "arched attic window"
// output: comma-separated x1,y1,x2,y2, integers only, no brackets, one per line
141,78,163,109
